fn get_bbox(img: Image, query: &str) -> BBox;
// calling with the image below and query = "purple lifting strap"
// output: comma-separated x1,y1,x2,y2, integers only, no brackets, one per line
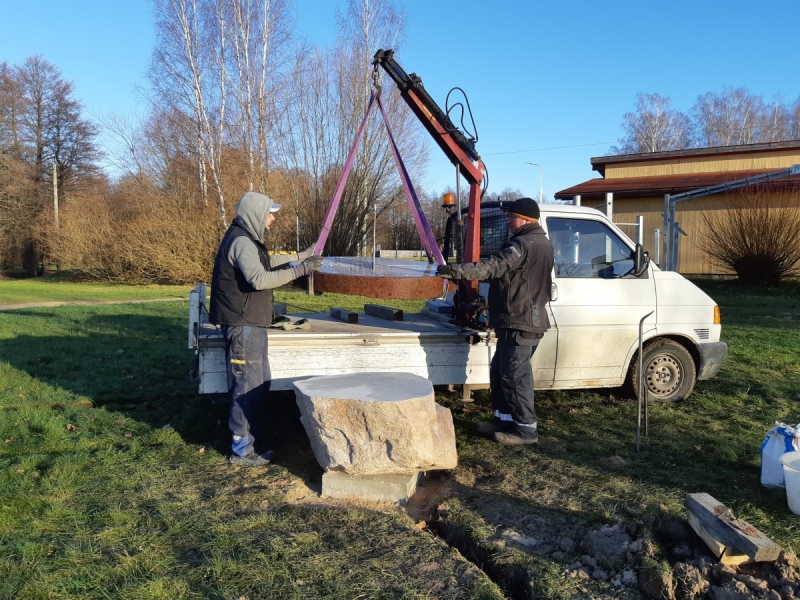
376,95,444,265
314,95,376,256
313,93,444,265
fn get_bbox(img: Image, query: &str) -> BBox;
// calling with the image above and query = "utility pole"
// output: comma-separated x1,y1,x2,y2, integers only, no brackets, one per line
52,163,59,229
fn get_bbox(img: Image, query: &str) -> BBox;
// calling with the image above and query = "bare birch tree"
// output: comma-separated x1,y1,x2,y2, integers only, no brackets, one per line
787,96,800,140
276,0,429,256
613,89,800,156
692,87,765,147
148,0,295,227
150,0,227,226
611,93,692,154
225,0,293,193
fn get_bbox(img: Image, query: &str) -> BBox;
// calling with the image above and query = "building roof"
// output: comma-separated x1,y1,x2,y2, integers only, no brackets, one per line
554,169,800,202
589,140,800,177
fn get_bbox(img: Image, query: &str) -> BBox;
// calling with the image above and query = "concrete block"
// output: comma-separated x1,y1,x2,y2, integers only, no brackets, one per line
322,471,420,503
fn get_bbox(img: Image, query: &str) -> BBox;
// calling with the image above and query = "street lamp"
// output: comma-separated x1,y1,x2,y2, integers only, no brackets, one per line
525,162,543,204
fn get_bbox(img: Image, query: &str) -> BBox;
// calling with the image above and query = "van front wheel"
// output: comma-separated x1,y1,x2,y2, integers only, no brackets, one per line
628,339,697,402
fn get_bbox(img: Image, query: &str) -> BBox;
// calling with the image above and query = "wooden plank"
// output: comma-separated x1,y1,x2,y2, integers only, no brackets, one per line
330,307,358,324
686,511,750,566
685,493,781,563
364,304,403,321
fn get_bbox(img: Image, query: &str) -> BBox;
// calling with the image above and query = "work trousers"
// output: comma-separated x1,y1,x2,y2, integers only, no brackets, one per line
223,325,271,457
490,328,540,429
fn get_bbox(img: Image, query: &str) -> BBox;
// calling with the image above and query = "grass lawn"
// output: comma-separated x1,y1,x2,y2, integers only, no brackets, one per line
1,277,798,599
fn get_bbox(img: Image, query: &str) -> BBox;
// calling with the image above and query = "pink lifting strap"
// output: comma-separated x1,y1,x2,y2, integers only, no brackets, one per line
376,95,444,265
313,93,444,265
313,95,376,256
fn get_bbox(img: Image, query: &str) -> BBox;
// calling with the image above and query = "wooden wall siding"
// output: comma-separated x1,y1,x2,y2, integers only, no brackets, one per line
612,195,735,275
611,195,800,275
605,148,800,179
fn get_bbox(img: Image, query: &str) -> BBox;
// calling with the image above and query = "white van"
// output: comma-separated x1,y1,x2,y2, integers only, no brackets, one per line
189,204,726,402
530,203,726,401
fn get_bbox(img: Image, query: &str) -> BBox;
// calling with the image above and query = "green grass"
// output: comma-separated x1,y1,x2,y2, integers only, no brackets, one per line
1,278,799,598
0,273,189,304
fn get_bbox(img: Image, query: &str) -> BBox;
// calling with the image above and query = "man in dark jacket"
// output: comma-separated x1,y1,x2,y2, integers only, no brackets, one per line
437,198,554,445
211,192,323,466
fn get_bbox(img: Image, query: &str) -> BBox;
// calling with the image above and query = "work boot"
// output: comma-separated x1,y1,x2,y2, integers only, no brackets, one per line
476,419,514,438
228,449,276,467
492,428,538,446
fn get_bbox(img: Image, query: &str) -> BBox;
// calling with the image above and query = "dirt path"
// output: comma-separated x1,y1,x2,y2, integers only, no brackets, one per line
0,297,186,311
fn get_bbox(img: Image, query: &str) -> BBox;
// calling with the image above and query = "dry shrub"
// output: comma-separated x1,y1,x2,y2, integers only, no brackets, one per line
47,166,316,284
39,193,117,278
48,182,221,284
699,188,800,284
122,199,220,284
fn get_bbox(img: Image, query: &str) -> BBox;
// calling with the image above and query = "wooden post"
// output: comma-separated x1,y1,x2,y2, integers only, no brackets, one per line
684,493,781,563
364,304,403,321
330,307,358,323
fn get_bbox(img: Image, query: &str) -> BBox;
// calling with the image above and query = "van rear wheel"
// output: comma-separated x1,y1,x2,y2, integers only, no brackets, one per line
629,339,697,402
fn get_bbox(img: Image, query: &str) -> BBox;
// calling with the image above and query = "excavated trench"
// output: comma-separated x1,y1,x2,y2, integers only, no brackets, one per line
404,473,800,600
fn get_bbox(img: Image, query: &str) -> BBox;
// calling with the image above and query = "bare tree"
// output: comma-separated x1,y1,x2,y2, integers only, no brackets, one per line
148,0,296,227
789,96,800,140
275,0,429,257
611,93,692,154
699,188,800,284
150,0,225,223
612,88,800,156
692,87,766,147
0,62,23,156
225,0,293,193
757,100,792,143
0,56,99,273
482,187,525,203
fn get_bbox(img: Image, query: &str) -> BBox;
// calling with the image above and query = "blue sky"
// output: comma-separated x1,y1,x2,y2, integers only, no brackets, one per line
1,0,799,201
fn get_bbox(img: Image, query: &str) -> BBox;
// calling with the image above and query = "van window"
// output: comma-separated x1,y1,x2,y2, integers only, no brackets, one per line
546,217,634,278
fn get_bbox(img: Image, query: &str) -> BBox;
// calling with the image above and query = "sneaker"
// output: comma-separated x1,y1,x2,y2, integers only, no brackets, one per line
476,420,514,438
228,450,276,467
492,430,538,445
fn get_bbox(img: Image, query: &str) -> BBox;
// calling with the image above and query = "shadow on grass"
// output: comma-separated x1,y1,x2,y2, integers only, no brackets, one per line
2,291,798,557
0,307,236,455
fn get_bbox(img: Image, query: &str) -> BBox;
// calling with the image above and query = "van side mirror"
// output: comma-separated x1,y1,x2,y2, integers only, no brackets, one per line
633,244,650,277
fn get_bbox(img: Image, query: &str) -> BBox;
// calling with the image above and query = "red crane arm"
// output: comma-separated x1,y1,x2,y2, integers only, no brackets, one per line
372,49,485,275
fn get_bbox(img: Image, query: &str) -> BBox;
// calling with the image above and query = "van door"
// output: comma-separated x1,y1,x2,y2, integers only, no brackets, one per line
544,216,657,387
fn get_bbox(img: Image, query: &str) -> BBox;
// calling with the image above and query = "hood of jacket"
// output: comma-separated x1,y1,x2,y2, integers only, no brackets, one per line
232,192,275,243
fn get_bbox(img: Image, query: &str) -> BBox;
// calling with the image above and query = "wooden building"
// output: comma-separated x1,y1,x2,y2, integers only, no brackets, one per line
555,140,800,275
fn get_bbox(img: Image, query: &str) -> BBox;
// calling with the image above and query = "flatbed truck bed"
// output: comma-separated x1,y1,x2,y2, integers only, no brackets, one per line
189,284,494,394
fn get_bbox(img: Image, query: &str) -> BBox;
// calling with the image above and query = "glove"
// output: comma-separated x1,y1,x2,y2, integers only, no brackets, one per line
297,245,315,261
300,255,324,275
436,264,456,280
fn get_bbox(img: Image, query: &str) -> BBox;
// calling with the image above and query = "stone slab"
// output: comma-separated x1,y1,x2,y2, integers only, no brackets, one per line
294,372,458,475
322,471,421,503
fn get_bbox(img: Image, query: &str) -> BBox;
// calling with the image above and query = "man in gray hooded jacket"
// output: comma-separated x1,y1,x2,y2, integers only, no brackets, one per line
210,192,323,466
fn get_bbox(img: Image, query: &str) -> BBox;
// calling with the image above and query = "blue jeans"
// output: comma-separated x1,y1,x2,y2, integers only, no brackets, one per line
490,328,540,430
224,325,271,457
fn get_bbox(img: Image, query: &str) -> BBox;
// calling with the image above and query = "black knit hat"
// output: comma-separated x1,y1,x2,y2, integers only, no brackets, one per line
508,197,540,221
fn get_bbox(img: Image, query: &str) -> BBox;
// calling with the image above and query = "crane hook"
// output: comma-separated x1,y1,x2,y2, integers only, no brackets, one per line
371,64,382,98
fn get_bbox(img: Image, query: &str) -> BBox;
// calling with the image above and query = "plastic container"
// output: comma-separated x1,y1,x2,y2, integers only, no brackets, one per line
780,452,800,515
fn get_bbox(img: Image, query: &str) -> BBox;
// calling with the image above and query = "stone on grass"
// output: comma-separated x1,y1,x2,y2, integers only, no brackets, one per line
293,372,457,475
